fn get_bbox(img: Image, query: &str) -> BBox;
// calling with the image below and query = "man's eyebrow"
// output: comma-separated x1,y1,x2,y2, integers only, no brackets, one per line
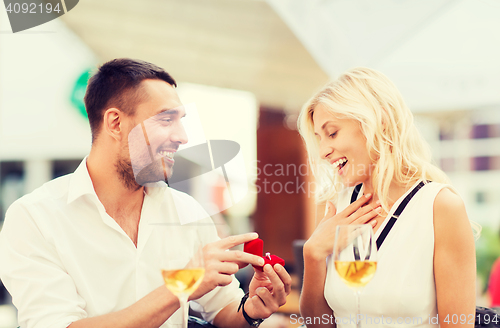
158,108,187,117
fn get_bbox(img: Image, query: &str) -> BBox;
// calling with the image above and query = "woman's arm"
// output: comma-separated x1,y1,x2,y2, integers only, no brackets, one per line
434,188,476,327
300,243,336,328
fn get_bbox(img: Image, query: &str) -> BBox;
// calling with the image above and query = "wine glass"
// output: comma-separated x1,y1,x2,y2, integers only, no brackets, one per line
333,225,377,328
160,230,205,328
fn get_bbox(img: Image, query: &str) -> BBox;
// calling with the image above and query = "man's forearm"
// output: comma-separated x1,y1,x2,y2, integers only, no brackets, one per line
68,286,180,328
213,300,252,328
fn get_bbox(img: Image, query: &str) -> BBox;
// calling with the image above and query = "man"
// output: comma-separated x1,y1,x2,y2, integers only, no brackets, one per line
0,58,291,328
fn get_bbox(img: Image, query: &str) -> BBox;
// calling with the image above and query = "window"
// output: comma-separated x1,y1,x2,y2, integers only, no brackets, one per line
471,124,500,139
471,156,500,171
472,157,491,171
471,124,489,139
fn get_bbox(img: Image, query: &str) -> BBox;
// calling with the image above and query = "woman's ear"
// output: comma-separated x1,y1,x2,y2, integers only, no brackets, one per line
369,145,380,163
102,108,123,141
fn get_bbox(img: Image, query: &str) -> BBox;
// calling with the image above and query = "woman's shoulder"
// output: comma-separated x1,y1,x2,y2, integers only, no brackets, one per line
415,181,458,207
432,185,466,220
432,186,472,240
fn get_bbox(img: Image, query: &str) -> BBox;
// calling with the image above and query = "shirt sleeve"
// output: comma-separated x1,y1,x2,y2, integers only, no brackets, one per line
0,201,87,328
185,197,245,324
191,277,245,324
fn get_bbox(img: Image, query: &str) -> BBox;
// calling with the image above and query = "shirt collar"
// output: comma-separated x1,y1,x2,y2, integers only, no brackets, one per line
67,158,169,205
143,181,167,199
67,157,99,204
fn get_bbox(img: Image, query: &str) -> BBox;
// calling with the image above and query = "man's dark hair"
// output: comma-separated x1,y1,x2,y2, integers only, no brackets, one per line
84,58,177,142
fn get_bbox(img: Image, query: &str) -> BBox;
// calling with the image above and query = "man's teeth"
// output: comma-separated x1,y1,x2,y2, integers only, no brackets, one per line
159,151,174,159
333,158,347,168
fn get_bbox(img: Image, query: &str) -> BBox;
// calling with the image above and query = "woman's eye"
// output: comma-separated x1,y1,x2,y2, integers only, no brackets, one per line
329,132,337,138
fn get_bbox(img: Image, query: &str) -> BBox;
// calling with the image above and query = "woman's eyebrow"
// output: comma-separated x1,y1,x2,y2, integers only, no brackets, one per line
321,121,338,130
314,122,338,136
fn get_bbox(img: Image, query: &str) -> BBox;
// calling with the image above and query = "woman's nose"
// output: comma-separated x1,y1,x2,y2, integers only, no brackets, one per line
319,139,333,160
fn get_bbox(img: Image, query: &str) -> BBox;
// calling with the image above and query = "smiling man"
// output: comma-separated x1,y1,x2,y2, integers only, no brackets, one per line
116,82,185,187
0,58,291,328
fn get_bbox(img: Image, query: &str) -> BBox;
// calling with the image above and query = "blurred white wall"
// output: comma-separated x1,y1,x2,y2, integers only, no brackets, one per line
176,83,258,218
0,8,95,162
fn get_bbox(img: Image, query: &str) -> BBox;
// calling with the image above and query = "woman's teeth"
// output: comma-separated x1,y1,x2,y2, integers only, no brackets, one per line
333,157,347,169
159,151,174,159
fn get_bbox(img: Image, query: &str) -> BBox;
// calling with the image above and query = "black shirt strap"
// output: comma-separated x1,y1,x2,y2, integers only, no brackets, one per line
350,180,429,250
350,184,364,260
350,183,363,203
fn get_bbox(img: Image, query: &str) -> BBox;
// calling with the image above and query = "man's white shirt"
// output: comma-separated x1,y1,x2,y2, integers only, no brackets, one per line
0,159,243,328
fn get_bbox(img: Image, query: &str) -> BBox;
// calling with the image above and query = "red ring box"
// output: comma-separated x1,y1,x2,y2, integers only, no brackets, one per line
244,238,285,271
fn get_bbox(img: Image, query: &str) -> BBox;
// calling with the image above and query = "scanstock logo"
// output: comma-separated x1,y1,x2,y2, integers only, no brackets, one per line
3,0,79,33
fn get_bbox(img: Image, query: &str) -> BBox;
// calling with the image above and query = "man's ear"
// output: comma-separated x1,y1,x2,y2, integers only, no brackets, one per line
103,108,123,141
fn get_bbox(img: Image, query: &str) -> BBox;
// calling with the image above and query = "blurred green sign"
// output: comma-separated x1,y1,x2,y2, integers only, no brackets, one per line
70,69,91,119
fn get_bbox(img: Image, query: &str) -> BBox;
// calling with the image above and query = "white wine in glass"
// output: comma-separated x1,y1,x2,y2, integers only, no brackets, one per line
162,267,205,298
334,261,377,289
333,225,377,328
161,235,205,328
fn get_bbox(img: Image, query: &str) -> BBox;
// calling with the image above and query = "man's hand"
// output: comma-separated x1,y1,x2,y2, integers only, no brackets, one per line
243,263,292,319
189,233,265,301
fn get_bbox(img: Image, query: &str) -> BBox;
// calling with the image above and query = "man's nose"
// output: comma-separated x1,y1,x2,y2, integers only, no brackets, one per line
171,121,188,145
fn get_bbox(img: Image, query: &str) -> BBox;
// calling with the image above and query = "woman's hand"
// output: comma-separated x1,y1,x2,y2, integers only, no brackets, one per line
304,193,381,261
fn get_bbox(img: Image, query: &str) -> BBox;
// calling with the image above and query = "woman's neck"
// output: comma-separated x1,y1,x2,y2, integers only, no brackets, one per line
362,178,419,207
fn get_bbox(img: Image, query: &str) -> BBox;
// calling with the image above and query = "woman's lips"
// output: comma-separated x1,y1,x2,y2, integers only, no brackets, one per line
338,162,347,175
330,157,348,175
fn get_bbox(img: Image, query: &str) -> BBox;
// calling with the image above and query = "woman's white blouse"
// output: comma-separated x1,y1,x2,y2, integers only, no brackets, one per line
324,181,449,327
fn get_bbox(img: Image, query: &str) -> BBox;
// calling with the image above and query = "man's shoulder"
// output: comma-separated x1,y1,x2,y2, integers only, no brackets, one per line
2,174,74,235
11,173,73,209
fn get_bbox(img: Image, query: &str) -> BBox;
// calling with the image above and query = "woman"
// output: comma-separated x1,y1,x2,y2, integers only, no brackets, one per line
297,67,477,327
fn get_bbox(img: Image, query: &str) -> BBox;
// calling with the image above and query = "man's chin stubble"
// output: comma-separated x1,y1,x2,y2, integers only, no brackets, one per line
131,157,173,187
116,159,143,191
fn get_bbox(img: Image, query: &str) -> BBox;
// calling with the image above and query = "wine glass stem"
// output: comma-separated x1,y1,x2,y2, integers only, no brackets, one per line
179,296,189,328
355,290,361,328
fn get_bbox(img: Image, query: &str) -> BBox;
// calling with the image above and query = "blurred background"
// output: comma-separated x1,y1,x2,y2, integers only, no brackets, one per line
1,0,500,327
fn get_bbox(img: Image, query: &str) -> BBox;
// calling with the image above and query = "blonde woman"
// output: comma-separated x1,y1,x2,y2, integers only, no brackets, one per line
297,67,477,327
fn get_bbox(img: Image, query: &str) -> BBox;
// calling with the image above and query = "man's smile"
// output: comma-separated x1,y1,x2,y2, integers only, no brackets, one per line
158,149,176,163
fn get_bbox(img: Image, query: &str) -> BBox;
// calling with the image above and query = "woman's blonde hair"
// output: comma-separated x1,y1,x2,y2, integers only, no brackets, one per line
297,67,450,212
